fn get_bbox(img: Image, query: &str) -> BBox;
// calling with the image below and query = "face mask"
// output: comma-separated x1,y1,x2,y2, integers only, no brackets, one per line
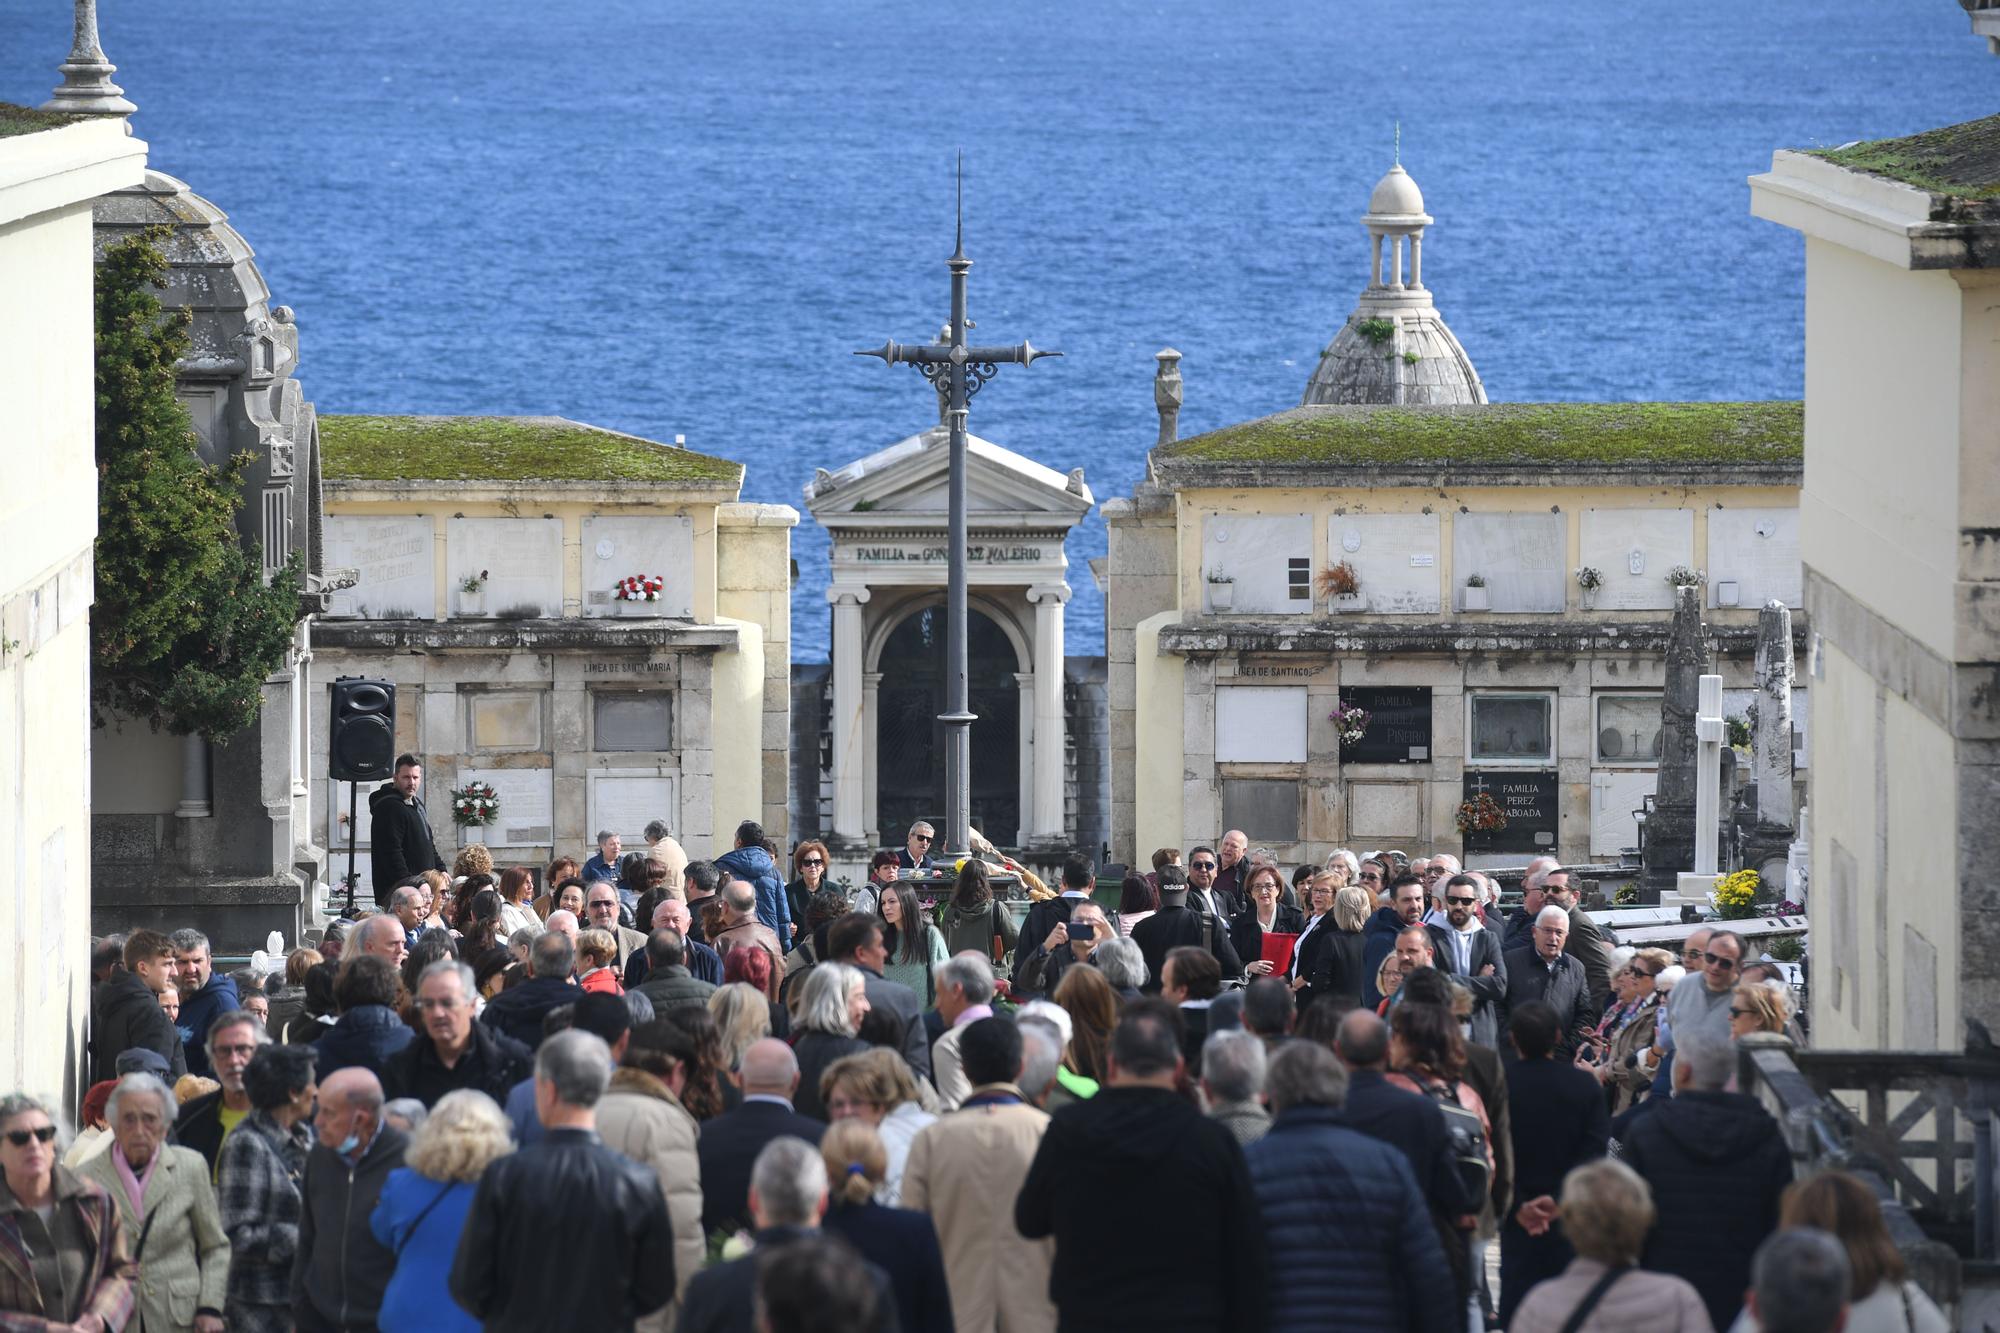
333,1122,363,1155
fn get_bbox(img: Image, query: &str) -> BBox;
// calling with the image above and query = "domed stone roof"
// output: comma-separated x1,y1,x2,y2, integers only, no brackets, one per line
1303,162,1485,408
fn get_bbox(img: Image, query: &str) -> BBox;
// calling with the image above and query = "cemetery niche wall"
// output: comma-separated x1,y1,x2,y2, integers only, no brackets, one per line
310,416,795,873
1107,400,1808,872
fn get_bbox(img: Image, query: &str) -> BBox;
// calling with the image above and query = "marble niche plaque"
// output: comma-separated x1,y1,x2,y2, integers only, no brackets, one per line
1328,514,1442,614
1215,686,1308,763
1707,508,1801,608
588,770,678,845
1202,514,1312,615
458,766,555,848
1453,513,1565,612
582,515,695,617
1578,509,1693,610
447,517,564,617
325,516,435,618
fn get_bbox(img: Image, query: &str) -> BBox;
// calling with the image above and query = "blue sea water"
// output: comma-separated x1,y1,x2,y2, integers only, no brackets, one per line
1,1,1992,658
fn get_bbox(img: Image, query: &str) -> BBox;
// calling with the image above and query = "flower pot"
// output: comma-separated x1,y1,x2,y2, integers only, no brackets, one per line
1716,581,1741,608
1578,587,1597,612
456,590,485,617
1208,582,1234,612
1333,592,1365,613
615,598,655,616
1461,587,1489,612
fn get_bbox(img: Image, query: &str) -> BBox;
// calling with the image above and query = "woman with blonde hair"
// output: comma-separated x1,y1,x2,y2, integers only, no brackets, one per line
1602,948,1673,1113
1760,1170,1948,1333
707,982,772,1074
1730,981,1794,1041
371,1089,514,1333
575,929,625,995
817,1119,955,1332
1509,1159,1712,1332
451,843,493,882
820,1049,936,1204
1293,882,1370,1011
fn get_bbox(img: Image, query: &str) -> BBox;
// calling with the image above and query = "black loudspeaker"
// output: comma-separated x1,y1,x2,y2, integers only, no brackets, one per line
329,677,397,782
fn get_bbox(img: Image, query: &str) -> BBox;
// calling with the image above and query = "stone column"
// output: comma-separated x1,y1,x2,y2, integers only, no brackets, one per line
175,733,212,819
1754,602,1796,828
861,671,882,843
1028,585,1070,846
1154,350,1183,447
1015,672,1036,847
828,589,870,846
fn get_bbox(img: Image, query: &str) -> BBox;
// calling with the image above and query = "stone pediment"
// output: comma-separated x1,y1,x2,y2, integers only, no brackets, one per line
807,426,1093,532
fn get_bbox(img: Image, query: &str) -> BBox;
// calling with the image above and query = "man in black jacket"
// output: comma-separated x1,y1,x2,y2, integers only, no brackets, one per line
828,914,931,1080
479,931,579,1051
384,960,533,1108
293,1067,408,1333
1500,906,1596,1058
92,930,187,1085
1621,1028,1794,1331
1437,873,1510,1046
1131,876,1244,994
368,753,445,905
1331,1008,1478,1220
1013,855,1101,992
678,1143,898,1333
1015,1000,1268,1333
450,1030,675,1333
697,1039,827,1238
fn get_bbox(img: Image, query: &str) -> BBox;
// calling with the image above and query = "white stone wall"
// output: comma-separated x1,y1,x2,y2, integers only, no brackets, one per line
0,120,147,1103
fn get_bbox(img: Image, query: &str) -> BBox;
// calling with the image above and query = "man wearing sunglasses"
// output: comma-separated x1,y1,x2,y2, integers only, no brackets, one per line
1656,929,1745,1064
897,821,937,873
1439,873,1508,1046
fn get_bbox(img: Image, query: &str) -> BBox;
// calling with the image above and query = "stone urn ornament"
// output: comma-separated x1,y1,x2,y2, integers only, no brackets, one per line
1575,565,1602,612
457,569,488,617
1206,568,1234,612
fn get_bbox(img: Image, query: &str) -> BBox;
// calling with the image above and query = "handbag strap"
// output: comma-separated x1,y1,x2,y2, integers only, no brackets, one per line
1557,1265,1628,1333
394,1181,457,1258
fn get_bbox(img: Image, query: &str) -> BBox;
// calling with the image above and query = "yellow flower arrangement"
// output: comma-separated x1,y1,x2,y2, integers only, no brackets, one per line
1714,868,1761,920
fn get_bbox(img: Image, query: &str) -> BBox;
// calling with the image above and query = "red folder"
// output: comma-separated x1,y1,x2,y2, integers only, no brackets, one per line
1260,932,1300,972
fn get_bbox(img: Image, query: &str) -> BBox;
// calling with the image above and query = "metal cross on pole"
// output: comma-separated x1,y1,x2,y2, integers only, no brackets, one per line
854,160,1060,857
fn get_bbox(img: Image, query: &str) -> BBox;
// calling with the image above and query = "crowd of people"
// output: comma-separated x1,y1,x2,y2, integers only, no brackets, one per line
12,763,1936,1333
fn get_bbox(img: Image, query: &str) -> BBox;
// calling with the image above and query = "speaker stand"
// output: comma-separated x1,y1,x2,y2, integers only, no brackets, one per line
342,781,360,918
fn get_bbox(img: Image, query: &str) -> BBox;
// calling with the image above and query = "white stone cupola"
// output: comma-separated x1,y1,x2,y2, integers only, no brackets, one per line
1303,160,1487,407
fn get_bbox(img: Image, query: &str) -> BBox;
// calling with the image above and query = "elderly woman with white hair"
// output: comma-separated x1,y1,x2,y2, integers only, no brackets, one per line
790,963,871,1121
76,1073,230,1333
371,1089,515,1333
0,1091,137,1329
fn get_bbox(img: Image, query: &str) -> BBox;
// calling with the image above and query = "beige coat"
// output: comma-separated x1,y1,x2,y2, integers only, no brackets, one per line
76,1143,230,1333
901,1091,1054,1333
594,1069,703,1333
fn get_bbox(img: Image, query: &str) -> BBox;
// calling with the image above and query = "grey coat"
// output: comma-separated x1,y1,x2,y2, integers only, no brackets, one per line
77,1143,230,1333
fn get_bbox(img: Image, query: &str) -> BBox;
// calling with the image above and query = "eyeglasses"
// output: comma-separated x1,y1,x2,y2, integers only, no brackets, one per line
4,1126,56,1147
212,1043,258,1058
1359,872,1382,883
801,858,824,868
1445,896,1477,906
1189,861,1216,871
911,834,932,844
588,900,618,912
1728,1007,1754,1019
1703,952,1738,970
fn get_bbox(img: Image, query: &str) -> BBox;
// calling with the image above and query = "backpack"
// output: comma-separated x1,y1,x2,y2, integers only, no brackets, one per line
1418,1076,1491,1211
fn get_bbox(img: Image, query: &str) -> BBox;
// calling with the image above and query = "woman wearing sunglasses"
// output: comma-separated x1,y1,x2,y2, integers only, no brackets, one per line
0,1091,137,1330
787,841,832,941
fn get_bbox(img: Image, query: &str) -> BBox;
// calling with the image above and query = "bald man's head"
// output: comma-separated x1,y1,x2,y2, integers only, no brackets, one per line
314,1066,385,1155
1334,1009,1390,1070
545,910,579,940
738,1038,800,1097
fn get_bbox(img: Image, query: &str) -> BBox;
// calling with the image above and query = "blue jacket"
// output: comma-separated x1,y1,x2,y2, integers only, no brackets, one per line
312,1004,415,1080
370,1167,481,1333
177,971,241,1077
716,845,794,949
1244,1105,1455,1333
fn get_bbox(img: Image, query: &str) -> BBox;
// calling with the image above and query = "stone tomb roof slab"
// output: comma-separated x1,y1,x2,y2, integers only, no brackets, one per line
807,425,1094,531
321,415,743,491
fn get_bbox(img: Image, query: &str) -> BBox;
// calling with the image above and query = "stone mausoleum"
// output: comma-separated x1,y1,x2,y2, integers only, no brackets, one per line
789,423,1107,868
1105,163,1808,871
310,417,795,881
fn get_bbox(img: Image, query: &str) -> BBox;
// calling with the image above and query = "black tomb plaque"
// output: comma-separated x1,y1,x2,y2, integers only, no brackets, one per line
1339,687,1433,764
1462,770,1559,853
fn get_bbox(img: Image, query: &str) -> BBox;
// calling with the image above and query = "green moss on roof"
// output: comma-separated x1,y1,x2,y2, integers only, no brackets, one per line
1811,113,2000,201
1159,401,1802,470
0,101,82,139
321,415,742,486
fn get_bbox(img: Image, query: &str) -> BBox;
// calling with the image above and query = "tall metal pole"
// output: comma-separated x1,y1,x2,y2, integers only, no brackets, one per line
941,221,975,854
854,159,1059,856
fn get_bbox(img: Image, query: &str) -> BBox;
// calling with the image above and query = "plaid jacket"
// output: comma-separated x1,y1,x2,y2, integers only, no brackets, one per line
216,1110,311,1310
0,1164,137,1331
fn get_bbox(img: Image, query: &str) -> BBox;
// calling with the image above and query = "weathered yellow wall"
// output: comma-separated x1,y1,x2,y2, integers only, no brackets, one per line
717,503,797,842
709,616,765,858
1132,610,1186,860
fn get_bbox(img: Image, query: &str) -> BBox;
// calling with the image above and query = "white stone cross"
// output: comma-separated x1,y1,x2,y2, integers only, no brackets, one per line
1693,673,1724,876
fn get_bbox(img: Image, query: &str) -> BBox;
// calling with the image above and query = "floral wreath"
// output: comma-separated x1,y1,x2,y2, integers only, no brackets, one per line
451,781,500,827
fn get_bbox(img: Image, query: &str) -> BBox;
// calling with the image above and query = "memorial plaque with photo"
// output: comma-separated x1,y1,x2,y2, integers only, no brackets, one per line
1462,770,1559,852
1339,687,1433,764
458,767,555,848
